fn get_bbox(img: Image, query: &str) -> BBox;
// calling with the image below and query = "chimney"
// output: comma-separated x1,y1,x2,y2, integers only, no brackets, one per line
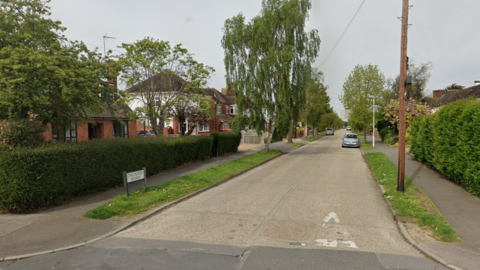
475,80,480,86
221,88,227,95
433,90,446,99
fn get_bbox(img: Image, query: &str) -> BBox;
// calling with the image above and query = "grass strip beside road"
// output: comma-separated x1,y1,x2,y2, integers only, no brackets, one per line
364,152,459,242
303,133,325,142
84,150,283,220
360,142,374,150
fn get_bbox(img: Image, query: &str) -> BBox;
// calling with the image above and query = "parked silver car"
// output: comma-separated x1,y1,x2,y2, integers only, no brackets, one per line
342,133,360,148
325,128,334,135
137,130,156,137
346,126,352,131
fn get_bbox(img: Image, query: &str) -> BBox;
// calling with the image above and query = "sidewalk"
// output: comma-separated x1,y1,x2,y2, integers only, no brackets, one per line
0,141,298,261
363,136,480,270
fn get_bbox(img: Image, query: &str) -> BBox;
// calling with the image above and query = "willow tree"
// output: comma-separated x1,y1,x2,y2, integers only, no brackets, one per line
340,64,386,142
222,0,320,151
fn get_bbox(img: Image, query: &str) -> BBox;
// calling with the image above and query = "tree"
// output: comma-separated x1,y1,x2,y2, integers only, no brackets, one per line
386,61,432,102
340,64,386,142
444,83,465,90
301,68,331,131
0,0,115,136
318,111,343,131
222,0,320,152
383,98,431,144
117,37,214,136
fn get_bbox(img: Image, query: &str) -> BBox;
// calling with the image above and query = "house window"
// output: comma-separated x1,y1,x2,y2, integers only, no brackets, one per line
223,123,229,130
230,105,237,115
52,122,77,143
113,120,129,138
199,123,209,132
225,105,229,115
217,104,222,115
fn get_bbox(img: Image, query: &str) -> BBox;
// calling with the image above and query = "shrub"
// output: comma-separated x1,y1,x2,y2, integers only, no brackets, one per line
210,131,241,157
0,119,46,149
410,99,480,195
0,135,213,213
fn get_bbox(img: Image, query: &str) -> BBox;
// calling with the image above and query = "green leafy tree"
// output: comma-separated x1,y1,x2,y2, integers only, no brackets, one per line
0,0,115,134
222,0,320,152
301,68,331,133
386,61,432,102
340,64,386,142
116,37,214,136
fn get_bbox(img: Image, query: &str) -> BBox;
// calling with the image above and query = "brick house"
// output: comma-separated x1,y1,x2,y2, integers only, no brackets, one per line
43,102,137,142
201,88,238,135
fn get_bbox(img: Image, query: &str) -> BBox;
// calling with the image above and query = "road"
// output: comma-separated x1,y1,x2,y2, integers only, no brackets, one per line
1,130,447,270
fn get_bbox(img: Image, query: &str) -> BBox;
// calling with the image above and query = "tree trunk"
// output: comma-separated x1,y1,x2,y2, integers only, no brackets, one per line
287,118,294,143
364,121,367,143
264,106,277,152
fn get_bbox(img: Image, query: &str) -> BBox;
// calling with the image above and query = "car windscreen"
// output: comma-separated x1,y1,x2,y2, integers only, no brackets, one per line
345,134,357,138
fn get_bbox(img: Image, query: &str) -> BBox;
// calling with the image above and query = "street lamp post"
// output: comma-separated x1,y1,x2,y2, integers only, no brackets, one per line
373,96,375,147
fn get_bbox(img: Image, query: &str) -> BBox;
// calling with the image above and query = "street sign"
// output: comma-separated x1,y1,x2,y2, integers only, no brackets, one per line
123,167,147,195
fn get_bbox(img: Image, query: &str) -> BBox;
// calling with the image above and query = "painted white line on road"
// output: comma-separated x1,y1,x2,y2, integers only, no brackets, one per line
315,239,338,247
340,241,358,249
323,212,340,223
315,239,358,249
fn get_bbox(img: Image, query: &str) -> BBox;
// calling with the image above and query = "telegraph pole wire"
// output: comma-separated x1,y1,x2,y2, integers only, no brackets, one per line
319,0,366,69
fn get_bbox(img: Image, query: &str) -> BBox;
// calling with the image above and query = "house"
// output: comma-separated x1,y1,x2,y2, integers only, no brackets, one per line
43,102,137,142
201,88,238,134
431,80,480,112
127,70,239,136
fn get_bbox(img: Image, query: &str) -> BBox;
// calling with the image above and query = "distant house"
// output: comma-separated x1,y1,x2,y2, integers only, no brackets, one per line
202,88,238,134
127,70,239,136
43,102,137,142
431,81,480,112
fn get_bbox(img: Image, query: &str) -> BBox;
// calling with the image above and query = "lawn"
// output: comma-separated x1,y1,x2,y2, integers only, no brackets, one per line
303,133,325,142
360,142,374,150
85,150,283,220
364,152,458,242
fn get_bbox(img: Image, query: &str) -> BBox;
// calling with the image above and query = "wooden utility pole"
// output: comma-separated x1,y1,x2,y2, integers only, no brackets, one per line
397,0,409,193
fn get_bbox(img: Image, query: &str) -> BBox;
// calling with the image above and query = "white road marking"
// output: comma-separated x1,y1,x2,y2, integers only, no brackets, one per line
323,212,340,223
340,241,358,249
315,239,338,247
315,239,358,249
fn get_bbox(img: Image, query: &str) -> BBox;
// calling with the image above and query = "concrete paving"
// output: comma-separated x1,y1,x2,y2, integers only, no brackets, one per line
117,130,421,256
364,136,480,270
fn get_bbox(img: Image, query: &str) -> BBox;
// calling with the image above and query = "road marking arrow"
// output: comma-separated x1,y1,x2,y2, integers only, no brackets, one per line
323,212,340,223
315,239,338,247
340,241,358,249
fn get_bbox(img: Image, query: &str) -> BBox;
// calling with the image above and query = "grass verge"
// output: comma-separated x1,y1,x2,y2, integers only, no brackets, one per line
360,142,374,150
288,142,304,147
364,152,459,242
84,150,282,220
303,133,325,142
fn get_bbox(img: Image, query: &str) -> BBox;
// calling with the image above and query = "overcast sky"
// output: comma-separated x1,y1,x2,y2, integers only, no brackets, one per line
49,0,480,118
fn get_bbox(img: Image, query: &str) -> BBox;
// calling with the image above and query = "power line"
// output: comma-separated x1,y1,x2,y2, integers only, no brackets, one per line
318,0,366,69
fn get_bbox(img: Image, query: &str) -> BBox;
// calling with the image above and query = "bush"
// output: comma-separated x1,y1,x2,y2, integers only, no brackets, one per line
0,119,46,149
0,136,213,213
210,131,241,157
410,99,480,195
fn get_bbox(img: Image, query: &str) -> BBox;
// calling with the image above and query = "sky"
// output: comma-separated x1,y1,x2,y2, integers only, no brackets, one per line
48,0,480,118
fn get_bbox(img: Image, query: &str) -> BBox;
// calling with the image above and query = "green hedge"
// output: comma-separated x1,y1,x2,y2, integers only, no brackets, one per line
0,136,213,213
410,99,480,195
210,131,241,157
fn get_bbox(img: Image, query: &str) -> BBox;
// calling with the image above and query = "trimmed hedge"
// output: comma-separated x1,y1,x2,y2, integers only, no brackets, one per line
410,99,480,195
0,136,213,213
210,131,241,157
